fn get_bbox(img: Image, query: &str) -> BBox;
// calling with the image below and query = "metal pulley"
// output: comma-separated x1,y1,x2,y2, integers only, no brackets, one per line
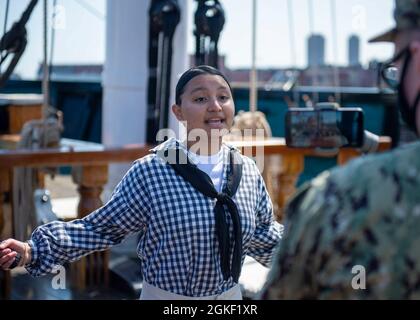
0,0,39,88
149,0,181,36
147,0,181,144
194,0,225,67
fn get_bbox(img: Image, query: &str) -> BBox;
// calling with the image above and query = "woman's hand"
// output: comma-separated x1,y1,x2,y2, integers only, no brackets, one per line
0,239,31,270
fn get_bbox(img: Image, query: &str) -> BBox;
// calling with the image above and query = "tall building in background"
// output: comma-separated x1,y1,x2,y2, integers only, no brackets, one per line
348,34,360,66
307,34,325,67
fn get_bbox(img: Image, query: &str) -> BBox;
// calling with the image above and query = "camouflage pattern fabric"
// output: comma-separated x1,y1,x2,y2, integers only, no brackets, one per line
260,141,420,299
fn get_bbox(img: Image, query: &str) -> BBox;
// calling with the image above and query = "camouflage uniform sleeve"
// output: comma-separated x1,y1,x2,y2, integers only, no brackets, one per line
259,170,359,299
260,142,420,299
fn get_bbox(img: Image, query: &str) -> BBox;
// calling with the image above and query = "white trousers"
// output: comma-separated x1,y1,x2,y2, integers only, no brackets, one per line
140,281,243,300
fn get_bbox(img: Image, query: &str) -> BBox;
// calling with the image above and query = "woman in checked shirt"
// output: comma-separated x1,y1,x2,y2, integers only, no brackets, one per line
0,65,282,300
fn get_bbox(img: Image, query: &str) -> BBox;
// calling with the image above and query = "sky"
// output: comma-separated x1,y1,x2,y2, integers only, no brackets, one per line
1,0,395,79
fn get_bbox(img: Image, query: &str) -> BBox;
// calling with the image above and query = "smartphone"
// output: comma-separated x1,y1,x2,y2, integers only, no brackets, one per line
285,107,364,148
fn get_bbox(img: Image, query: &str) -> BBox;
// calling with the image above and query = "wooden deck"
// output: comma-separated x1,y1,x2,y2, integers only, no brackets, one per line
7,267,137,300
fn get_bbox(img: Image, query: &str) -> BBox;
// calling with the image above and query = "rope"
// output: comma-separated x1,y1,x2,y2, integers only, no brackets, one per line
330,0,341,104
250,0,257,112
2,0,10,38
49,0,57,82
286,0,299,106
307,0,314,32
42,0,49,120
307,0,318,105
0,0,10,74
0,0,39,88
286,0,296,69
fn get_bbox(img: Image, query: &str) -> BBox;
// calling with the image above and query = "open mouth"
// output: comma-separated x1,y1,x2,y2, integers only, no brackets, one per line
205,119,225,125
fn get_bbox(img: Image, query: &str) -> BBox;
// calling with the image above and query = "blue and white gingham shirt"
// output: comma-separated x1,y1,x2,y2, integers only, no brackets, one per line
26,138,283,297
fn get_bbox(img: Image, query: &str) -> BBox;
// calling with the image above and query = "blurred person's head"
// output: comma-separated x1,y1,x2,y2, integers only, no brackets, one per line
370,0,420,135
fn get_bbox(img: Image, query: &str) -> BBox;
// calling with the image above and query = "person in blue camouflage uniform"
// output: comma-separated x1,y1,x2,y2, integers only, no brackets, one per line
260,0,420,299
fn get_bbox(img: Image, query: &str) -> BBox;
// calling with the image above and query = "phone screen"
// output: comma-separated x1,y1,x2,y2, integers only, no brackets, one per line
285,108,364,148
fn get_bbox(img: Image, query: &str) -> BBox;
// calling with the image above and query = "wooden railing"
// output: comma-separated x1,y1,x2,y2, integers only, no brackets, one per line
0,135,151,298
0,135,392,298
229,136,392,221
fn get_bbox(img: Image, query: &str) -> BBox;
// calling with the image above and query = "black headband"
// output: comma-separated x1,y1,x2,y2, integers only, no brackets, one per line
175,65,232,105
